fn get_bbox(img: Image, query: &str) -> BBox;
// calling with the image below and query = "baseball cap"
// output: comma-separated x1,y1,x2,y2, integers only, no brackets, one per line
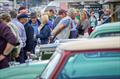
17,14,28,19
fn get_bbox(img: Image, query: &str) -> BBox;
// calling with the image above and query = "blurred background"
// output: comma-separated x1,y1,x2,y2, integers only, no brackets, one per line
0,0,120,21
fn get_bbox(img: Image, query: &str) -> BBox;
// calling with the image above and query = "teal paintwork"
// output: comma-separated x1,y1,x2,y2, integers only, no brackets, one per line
0,62,47,79
90,22,120,38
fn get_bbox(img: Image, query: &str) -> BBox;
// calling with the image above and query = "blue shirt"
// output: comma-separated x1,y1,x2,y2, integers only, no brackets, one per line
31,22,39,36
53,16,72,39
11,18,26,47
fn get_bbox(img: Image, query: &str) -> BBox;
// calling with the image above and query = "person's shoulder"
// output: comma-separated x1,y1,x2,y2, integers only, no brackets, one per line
25,22,30,26
60,17,68,22
0,22,12,34
24,22,33,28
44,24,51,30
45,23,50,27
62,16,69,20
0,22,9,29
61,17,71,23
56,16,61,19
28,20,32,24
37,19,41,25
8,22,17,29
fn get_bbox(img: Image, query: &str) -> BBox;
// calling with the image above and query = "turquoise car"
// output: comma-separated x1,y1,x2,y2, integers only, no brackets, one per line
39,37,120,79
0,22,120,79
90,22,120,38
0,61,47,79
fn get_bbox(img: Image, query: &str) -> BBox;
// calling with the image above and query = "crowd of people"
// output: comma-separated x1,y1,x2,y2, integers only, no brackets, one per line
0,6,112,69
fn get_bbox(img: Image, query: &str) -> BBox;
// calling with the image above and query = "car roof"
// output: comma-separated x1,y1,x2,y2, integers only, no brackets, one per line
90,22,120,38
58,37,120,51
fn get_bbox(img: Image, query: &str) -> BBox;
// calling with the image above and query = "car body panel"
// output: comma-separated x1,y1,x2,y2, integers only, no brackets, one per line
58,37,120,51
90,22,120,38
1,21,120,79
0,61,48,79
0,39,83,79
40,37,120,79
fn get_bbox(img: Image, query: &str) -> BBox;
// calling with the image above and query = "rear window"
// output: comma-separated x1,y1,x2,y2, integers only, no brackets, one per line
56,50,120,79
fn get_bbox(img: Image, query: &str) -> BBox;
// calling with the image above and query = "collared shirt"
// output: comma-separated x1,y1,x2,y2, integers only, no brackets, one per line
11,18,26,47
31,22,39,36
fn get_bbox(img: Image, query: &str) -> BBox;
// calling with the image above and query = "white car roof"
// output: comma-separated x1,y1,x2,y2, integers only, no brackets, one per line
58,37,120,51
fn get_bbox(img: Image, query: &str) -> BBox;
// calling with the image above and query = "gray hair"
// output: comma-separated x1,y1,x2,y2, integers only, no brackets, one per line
67,8,76,16
9,10,17,19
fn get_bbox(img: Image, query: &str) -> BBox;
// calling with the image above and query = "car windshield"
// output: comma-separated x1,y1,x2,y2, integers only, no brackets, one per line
56,51,120,79
40,48,62,79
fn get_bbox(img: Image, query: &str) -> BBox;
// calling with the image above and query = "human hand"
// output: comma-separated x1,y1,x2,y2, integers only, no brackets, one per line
27,51,31,56
49,35,55,43
0,55,5,61
27,52,37,59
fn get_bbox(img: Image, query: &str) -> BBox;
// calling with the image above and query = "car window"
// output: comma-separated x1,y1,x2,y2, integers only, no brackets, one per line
56,51,120,79
96,32,120,38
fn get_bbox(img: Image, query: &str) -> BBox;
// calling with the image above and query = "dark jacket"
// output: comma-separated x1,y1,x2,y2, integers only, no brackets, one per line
24,23,34,51
36,23,51,44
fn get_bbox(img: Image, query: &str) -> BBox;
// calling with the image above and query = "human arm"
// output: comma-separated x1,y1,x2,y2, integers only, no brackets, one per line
36,25,51,39
51,24,65,37
0,23,18,61
51,19,71,37
0,43,14,61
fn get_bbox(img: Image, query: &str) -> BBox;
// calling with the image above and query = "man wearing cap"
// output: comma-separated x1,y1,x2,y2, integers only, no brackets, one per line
12,14,28,63
28,12,41,54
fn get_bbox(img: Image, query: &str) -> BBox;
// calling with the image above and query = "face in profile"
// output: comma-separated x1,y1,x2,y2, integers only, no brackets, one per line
81,11,87,20
23,18,28,24
90,12,94,16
